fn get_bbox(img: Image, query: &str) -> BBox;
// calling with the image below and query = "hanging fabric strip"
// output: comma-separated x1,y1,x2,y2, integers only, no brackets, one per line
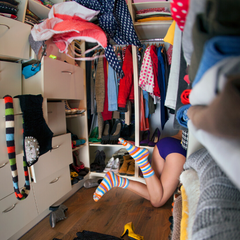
4,95,30,200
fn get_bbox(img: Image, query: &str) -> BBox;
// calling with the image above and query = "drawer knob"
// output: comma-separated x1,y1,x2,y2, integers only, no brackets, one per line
0,161,8,168
3,203,17,213
49,177,60,184
61,71,73,75
0,24,10,29
52,145,60,150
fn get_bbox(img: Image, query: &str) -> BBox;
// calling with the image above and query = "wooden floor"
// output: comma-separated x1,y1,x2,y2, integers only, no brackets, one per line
20,186,172,240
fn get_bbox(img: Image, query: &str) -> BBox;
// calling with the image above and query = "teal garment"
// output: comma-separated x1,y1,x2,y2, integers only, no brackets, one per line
22,63,41,79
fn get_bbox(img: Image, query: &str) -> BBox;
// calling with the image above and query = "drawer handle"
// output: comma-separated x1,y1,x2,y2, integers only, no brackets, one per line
3,203,17,213
0,161,8,168
0,24,10,29
61,71,73,75
49,177,60,184
52,144,60,150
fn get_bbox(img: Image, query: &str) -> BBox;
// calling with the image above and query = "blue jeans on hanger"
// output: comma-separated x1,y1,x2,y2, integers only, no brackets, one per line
108,64,118,111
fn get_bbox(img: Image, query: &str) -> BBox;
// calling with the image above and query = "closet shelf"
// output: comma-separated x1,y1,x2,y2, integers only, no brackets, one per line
89,143,122,147
132,1,171,11
28,0,51,19
66,112,85,118
135,23,172,40
134,21,172,26
72,144,86,152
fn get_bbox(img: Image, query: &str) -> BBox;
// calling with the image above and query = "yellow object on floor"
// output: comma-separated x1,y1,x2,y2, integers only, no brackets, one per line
121,222,144,240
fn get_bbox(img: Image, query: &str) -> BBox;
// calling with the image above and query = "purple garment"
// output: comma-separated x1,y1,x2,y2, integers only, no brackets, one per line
156,137,186,160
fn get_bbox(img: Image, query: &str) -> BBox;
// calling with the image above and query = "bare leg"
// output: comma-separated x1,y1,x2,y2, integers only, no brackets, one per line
124,146,185,207
93,138,185,206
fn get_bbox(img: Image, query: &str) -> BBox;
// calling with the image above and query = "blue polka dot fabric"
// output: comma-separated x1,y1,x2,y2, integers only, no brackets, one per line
73,0,142,78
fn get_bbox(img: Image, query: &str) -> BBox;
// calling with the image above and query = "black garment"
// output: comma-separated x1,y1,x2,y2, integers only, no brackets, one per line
0,2,18,14
15,94,53,166
0,0,19,6
74,230,122,240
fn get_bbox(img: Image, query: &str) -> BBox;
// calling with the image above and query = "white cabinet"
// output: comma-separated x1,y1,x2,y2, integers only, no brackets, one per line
47,101,67,136
0,188,38,240
32,166,72,214
0,61,22,98
30,133,72,183
22,57,84,100
0,16,31,60
0,154,25,201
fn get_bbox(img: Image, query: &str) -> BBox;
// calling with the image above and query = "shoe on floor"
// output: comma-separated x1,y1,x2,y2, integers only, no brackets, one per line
83,178,103,188
103,157,115,172
49,205,68,228
111,158,120,173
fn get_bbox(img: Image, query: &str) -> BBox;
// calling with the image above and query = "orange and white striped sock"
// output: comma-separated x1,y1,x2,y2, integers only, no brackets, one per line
119,138,154,178
93,171,129,202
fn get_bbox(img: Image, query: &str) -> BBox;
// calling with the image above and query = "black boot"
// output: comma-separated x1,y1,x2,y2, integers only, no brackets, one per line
101,120,111,144
109,119,122,144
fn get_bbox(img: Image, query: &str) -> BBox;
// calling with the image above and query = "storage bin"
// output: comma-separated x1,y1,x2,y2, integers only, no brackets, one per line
22,57,84,100
0,16,31,60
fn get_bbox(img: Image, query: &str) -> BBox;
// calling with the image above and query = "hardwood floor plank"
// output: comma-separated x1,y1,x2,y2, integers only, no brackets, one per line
20,186,172,240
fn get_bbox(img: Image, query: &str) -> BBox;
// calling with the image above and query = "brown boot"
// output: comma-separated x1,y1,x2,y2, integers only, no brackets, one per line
126,159,135,176
118,154,132,175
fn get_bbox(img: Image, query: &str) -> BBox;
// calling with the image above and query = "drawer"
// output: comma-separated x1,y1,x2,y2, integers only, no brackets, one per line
22,57,84,100
0,189,38,240
30,133,72,182
0,61,22,98
32,166,71,214
0,16,31,60
0,154,26,201
47,101,66,136
0,99,23,168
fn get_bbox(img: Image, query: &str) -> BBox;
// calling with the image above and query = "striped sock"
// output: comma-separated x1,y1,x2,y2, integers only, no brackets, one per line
4,95,30,200
119,138,154,178
93,171,129,202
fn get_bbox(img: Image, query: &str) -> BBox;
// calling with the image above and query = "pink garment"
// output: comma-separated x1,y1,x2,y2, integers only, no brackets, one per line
31,2,107,54
150,45,160,97
139,46,155,95
170,0,189,31
167,44,173,65
136,8,170,14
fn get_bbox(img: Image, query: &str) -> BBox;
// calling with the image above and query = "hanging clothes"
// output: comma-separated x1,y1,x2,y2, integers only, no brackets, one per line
95,54,105,113
73,0,142,78
157,47,169,130
139,46,158,103
101,58,112,121
150,45,160,98
118,45,134,111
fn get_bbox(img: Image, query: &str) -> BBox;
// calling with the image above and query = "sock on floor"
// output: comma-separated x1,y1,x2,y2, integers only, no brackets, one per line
119,138,154,178
93,171,129,202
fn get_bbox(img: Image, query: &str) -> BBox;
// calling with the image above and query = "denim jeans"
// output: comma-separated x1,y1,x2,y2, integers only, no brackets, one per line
108,64,118,111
